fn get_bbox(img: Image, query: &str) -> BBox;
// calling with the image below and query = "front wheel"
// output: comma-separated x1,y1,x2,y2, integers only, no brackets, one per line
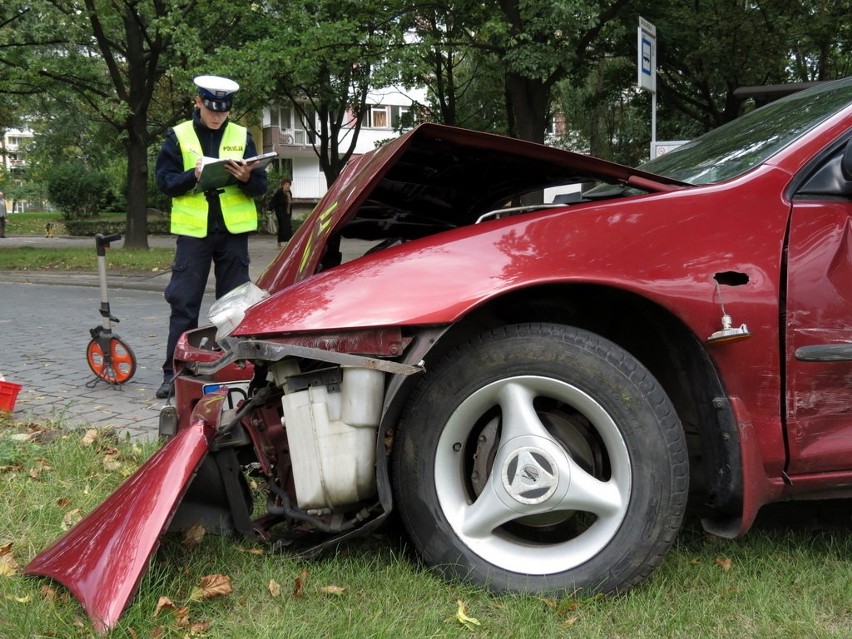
392,323,688,595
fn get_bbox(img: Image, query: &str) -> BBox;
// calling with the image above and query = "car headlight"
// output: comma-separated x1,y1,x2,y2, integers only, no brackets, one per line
207,281,269,341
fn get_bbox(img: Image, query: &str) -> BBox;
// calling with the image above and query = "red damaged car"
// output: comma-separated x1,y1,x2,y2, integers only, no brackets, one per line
27,77,852,630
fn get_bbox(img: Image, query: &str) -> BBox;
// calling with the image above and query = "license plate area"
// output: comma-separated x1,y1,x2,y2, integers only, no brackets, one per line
202,381,251,411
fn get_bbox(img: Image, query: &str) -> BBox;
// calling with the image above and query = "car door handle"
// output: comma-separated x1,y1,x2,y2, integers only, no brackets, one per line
795,344,852,362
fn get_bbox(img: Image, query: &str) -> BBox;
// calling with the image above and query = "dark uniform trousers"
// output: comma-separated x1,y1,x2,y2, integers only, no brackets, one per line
163,230,250,378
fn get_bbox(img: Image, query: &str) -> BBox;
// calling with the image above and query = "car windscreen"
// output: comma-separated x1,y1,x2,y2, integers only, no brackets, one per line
639,77,852,185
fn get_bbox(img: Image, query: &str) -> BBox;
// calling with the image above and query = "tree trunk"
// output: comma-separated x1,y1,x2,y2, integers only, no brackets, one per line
505,72,550,144
123,112,149,249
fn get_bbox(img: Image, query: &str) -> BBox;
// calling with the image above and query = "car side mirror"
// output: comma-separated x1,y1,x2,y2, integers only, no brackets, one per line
796,136,852,197
842,137,852,181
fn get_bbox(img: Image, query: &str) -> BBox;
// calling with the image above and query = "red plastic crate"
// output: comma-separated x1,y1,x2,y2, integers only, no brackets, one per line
0,381,22,412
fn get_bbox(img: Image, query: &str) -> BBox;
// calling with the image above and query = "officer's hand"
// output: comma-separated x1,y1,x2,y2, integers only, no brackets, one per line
224,159,252,183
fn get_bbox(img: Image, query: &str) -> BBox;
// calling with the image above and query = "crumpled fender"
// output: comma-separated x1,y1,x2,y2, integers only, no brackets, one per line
24,394,226,632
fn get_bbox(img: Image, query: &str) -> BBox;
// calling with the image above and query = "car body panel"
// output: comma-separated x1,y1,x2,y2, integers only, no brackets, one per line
785,198,852,473
24,401,220,631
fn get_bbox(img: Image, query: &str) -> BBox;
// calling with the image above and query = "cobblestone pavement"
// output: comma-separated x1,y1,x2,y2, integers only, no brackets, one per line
0,233,299,441
1,281,177,441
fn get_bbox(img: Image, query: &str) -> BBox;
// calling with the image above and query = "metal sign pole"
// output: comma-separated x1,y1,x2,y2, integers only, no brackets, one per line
637,17,657,160
652,92,657,158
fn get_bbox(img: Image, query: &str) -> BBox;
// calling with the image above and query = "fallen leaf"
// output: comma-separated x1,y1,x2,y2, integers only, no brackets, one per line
39,584,68,601
715,556,733,571
154,596,177,618
562,616,579,627
456,599,481,629
13,595,31,603
182,523,206,550
0,464,22,473
173,606,191,627
28,458,52,480
56,497,72,508
154,597,190,627
293,568,309,597
268,579,281,598
62,508,82,530
190,621,210,633
103,451,122,472
319,585,347,595
237,545,265,556
0,543,19,576
190,574,233,601
82,429,99,446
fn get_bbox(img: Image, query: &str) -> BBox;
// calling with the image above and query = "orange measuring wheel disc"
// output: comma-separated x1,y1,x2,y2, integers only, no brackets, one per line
86,336,137,384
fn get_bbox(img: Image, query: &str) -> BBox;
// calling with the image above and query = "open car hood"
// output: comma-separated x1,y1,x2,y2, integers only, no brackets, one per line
329,122,687,241
256,123,687,292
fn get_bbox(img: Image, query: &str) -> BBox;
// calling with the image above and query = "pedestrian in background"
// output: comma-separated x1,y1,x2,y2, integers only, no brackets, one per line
154,75,268,399
268,177,293,248
0,192,7,238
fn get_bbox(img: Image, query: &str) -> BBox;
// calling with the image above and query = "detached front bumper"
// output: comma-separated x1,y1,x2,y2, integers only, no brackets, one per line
25,412,218,632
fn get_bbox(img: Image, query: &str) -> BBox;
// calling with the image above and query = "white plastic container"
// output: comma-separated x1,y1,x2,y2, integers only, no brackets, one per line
341,366,385,427
282,367,385,509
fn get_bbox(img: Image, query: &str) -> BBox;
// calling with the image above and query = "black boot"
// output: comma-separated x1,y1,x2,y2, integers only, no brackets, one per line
155,379,173,399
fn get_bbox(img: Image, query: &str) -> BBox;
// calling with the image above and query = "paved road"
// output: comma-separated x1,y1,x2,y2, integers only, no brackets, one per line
0,233,364,441
1,281,176,441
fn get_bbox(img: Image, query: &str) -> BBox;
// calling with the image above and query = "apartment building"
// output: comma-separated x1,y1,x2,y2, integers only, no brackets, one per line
1,127,36,212
1,128,33,175
261,86,426,202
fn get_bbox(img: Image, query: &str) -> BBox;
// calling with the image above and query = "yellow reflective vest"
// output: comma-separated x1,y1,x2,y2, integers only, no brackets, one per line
170,120,258,237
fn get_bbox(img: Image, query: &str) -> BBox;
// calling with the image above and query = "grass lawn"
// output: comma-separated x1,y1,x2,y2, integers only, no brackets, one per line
0,245,175,273
1,417,851,638
0,212,174,272
1,211,67,236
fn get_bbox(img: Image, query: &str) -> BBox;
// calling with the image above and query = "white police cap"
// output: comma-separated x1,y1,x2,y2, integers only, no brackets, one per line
194,75,239,112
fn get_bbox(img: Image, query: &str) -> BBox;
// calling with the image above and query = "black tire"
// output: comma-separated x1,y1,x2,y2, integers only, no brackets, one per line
392,323,688,595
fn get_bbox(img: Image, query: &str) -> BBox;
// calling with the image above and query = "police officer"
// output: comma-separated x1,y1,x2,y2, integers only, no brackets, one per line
154,75,267,398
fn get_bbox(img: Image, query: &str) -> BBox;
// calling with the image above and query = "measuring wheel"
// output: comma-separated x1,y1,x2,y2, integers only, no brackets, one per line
84,233,138,386
86,334,137,384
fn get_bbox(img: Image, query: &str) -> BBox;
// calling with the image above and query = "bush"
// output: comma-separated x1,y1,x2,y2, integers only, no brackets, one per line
45,163,113,219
